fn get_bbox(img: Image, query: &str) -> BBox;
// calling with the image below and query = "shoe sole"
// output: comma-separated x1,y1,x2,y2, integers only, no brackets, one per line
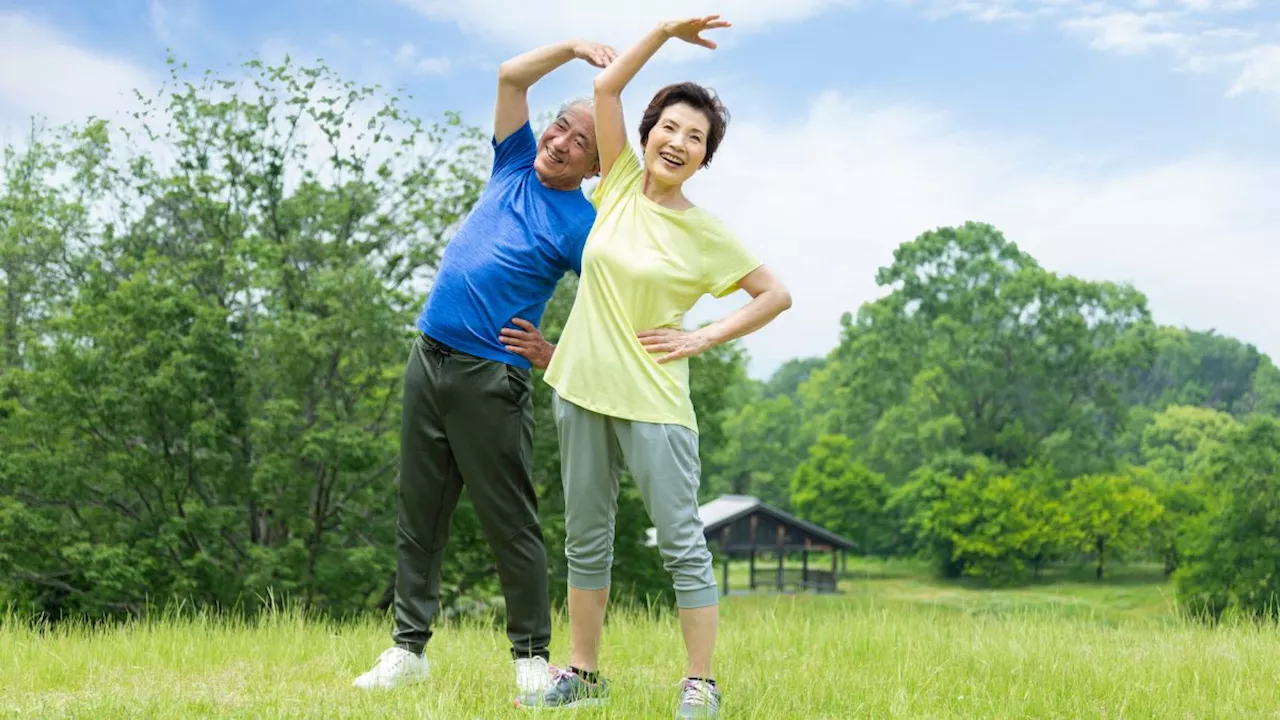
352,673,428,690
513,697,608,710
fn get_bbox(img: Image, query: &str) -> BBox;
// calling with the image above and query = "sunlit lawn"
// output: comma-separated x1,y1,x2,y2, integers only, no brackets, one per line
4,559,1276,718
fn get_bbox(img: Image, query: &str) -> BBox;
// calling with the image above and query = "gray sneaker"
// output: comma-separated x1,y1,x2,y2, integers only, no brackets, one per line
517,666,609,709
676,678,721,718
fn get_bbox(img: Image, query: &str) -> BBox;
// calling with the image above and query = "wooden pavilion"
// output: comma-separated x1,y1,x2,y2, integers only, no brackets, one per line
646,494,856,595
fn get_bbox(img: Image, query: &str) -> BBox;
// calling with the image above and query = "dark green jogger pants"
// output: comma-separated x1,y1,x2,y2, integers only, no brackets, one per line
392,332,550,660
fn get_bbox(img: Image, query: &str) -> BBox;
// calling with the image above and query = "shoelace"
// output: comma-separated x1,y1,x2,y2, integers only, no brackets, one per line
550,666,578,685
374,647,413,673
680,679,718,707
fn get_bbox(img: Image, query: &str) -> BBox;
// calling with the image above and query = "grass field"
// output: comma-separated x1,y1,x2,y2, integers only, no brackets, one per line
4,559,1279,718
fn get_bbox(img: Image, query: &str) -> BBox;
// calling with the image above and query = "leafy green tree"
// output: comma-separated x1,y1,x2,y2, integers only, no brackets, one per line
790,434,893,555
708,394,804,508
885,453,1011,575
1062,474,1163,579
909,461,1067,583
1132,405,1236,574
1125,327,1265,416
763,357,825,399
1240,357,1280,418
1175,416,1280,621
803,222,1156,483
0,56,488,619
865,367,964,484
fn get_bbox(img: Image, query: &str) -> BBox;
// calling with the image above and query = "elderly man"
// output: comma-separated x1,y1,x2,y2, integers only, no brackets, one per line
353,37,615,698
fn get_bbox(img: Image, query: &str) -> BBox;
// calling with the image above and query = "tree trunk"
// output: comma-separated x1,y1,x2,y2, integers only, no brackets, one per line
3,256,20,369
1095,536,1105,580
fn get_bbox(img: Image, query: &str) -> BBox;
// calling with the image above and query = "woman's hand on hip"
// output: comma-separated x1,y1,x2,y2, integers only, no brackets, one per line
636,327,713,364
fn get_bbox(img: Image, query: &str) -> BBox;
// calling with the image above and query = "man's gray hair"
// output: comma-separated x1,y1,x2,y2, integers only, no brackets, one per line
558,96,594,116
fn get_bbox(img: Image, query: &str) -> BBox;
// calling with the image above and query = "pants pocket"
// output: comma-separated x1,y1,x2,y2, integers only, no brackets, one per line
504,363,531,405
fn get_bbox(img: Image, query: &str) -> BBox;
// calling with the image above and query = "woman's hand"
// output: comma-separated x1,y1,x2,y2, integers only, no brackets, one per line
636,327,714,364
660,15,732,49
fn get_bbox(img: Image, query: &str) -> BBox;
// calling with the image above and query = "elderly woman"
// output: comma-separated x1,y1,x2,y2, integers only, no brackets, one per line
504,14,790,718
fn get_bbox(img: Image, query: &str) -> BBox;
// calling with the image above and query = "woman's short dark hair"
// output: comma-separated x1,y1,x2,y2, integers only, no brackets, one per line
638,82,729,168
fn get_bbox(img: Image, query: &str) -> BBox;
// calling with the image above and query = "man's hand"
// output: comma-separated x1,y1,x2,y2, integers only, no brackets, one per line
636,327,714,364
573,41,618,68
501,318,555,369
660,15,732,49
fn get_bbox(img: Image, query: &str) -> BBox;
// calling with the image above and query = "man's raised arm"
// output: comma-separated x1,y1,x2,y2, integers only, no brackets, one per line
494,39,617,144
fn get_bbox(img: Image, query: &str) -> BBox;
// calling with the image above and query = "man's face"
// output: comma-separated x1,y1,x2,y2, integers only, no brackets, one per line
534,104,598,190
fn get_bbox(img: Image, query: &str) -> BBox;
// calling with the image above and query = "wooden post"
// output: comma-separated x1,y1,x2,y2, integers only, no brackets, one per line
748,545,756,590
802,540,809,591
720,526,731,595
831,544,838,591
776,525,785,591
722,552,730,596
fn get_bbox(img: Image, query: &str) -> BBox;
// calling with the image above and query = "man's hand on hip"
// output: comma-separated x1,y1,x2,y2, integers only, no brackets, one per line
501,318,555,369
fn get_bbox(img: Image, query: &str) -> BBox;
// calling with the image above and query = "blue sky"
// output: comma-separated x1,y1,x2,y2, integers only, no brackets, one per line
2,0,1278,376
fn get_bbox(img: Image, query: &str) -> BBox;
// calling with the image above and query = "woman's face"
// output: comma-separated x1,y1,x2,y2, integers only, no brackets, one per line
643,102,710,188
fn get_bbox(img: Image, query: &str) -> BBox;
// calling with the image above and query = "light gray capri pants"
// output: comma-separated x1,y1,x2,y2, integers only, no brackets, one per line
552,392,719,609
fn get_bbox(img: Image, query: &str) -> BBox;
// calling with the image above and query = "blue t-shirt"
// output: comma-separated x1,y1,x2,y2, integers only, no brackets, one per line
417,122,596,368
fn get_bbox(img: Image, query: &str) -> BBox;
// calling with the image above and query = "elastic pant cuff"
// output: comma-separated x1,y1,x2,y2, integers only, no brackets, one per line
511,648,551,661
568,569,611,592
676,586,721,609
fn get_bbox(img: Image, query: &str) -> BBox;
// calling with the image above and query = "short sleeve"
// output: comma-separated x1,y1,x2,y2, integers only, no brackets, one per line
590,143,643,210
491,122,536,178
700,217,763,298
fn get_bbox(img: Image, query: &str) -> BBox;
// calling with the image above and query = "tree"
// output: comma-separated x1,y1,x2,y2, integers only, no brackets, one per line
1240,357,1280,418
0,55,489,619
1133,405,1235,574
803,222,1156,483
1124,327,1265,416
1175,416,1280,621
884,452,1007,574
708,394,804,508
922,464,1068,584
790,434,893,555
763,356,825,399
1062,474,1163,579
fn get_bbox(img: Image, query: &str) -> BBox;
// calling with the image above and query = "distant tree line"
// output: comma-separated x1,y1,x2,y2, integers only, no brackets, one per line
3,57,1277,624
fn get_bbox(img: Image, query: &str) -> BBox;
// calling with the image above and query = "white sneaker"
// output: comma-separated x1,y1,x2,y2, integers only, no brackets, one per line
352,647,429,689
513,656,553,706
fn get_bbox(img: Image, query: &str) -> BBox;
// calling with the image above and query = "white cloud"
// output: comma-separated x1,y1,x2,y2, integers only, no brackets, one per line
149,0,171,46
0,12,157,129
392,0,855,55
1176,0,1256,11
148,0,203,50
392,0,1277,95
904,0,1280,96
678,90,1280,376
1228,44,1280,95
395,43,452,76
1062,11,1188,53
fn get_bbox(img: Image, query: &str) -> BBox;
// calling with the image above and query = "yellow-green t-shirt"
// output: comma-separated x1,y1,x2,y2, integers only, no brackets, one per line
543,144,762,433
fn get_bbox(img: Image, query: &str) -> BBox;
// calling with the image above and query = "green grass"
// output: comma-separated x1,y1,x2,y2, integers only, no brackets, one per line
4,561,1279,718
